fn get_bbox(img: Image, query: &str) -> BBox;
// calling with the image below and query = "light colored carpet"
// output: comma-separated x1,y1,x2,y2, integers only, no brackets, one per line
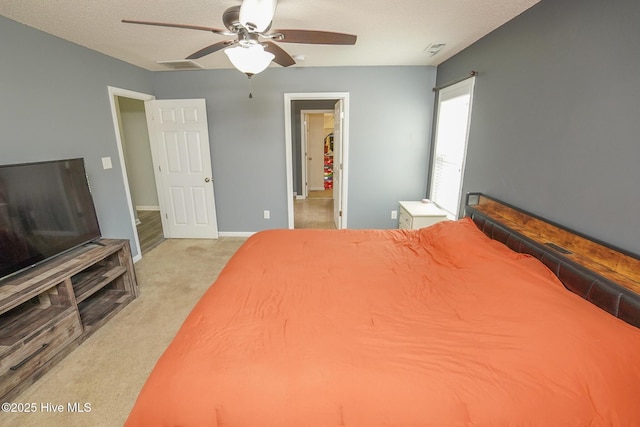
4,237,247,427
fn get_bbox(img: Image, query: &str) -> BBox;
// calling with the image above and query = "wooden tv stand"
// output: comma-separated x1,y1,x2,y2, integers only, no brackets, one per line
0,239,138,402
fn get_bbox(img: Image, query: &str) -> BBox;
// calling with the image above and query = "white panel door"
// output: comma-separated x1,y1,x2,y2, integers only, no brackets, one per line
333,100,343,229
145,99,218,238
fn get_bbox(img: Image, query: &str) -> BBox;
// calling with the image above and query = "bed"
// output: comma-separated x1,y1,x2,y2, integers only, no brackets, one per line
125,194,640,426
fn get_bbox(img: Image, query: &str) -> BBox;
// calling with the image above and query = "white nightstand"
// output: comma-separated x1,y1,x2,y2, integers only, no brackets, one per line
398,201,449,230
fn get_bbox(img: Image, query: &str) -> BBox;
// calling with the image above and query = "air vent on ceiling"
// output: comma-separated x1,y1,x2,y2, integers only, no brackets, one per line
157,60,204,70
424,43,446,57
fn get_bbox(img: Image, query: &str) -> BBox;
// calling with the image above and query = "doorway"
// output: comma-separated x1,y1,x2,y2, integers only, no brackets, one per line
301,110,334,199
107,87,163,261
295,110,335,229
284,93,350,229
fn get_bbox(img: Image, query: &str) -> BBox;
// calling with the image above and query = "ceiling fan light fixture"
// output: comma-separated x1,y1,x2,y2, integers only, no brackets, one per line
225,44,275,76
239,0,277,32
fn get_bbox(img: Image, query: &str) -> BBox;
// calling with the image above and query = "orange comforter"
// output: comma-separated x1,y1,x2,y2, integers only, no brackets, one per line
126,219,640,426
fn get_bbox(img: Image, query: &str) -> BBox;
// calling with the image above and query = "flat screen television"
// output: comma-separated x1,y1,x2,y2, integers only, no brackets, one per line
0,158,101,281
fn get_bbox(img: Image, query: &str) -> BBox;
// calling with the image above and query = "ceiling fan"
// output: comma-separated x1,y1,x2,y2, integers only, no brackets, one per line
122,0,357,76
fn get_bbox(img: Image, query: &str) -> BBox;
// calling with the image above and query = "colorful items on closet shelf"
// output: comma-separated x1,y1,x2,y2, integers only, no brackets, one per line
324,154,333,189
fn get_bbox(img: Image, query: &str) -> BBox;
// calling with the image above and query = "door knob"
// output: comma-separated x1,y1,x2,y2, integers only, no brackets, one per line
204,177,211,183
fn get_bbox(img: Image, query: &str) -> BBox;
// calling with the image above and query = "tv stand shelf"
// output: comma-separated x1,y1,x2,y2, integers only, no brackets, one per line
0,239,138,402
72,264,127,303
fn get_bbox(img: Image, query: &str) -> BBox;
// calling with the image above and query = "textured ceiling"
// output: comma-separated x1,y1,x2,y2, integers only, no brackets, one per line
0,0,540,71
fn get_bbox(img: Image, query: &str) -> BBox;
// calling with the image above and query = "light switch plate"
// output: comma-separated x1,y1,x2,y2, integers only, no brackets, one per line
102,157,113,170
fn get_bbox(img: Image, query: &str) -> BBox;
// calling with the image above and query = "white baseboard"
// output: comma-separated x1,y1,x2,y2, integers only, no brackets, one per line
136,206,160,211
218,232,256,237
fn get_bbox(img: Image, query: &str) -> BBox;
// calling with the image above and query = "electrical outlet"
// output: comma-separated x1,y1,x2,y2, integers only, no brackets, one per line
263,210,270,219
391,210,397,219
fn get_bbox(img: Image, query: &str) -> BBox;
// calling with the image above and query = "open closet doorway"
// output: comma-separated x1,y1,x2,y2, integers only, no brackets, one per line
301,110,334,199
296,110,335,229
107,87,164,261
284,93,350,230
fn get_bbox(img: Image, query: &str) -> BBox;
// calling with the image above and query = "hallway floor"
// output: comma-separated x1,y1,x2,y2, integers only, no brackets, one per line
294,192,336,229
136,210,165,254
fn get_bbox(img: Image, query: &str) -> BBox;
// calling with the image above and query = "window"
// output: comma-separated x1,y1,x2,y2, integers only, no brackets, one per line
429,77,475,218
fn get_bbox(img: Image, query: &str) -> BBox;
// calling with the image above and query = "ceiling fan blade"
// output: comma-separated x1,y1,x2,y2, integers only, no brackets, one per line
122,19,229,35
187,40,238,59
263,41,296,67
270,29,357,45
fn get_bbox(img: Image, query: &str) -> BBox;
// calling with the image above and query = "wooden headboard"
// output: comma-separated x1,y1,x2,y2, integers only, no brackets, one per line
464,193,640,328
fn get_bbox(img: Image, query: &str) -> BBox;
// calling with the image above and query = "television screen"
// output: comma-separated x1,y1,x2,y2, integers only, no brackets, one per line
0,158,101,280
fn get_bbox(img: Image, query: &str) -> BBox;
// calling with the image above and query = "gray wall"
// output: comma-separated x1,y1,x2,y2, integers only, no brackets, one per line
0,16,153,259
436,0,640,254
152,66,437,231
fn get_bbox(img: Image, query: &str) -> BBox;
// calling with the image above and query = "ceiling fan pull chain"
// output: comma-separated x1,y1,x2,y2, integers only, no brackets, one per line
248,75,253,99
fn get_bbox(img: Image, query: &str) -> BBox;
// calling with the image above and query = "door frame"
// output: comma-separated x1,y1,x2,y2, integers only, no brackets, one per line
284,92,350,229
107,86,156,262
300,109,334,199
